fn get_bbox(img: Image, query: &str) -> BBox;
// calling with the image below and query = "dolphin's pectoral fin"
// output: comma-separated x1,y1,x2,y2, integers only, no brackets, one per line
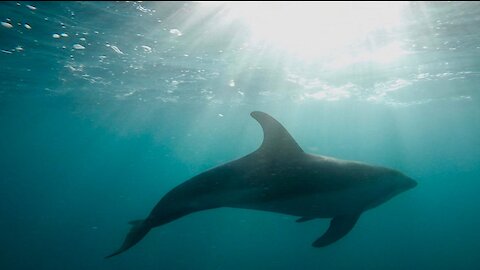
128,219,144,226
312,213,360,247
296,217,316,223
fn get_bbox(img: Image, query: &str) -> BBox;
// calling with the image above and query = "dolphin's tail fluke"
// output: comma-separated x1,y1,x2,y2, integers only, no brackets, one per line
105,219,151,259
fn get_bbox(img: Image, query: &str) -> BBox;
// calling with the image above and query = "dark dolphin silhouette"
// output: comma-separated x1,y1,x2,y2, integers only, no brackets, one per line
106,111,417,258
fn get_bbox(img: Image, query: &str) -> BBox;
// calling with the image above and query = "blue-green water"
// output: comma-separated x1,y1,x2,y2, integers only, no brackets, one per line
1,1,480,269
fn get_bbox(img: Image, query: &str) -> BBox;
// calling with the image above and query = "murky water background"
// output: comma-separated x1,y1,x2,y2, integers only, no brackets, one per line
1,2,480,269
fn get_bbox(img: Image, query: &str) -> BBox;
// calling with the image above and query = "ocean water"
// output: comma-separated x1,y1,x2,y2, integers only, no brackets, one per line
1,1,480,269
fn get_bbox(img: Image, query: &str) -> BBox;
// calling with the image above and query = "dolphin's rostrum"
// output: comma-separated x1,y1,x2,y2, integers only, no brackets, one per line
106,111,417,258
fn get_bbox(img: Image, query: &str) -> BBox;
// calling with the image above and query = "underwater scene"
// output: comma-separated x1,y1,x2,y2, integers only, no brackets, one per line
1,1,480,269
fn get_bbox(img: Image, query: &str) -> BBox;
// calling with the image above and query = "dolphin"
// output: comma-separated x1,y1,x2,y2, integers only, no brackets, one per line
106,111,417,258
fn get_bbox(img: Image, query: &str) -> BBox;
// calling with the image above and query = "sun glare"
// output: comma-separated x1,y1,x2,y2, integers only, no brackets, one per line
199,1,408,61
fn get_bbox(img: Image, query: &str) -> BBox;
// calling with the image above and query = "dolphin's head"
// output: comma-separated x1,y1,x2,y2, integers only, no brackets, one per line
388,170,418,195
366,168,417,210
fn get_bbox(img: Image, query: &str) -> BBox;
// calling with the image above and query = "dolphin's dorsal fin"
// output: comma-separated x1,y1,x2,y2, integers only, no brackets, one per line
250,111,303,156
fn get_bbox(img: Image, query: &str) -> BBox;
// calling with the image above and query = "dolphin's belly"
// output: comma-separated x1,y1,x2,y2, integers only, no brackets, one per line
228,188,370,218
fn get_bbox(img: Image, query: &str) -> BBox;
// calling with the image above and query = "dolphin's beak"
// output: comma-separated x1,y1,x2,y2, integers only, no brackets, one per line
406,177,418,189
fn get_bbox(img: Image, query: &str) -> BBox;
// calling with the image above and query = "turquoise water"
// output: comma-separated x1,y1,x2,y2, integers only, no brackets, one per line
1,1,480,269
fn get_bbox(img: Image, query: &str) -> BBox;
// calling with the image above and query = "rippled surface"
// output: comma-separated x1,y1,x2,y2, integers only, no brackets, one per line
1,2,480,270
2,2,480,106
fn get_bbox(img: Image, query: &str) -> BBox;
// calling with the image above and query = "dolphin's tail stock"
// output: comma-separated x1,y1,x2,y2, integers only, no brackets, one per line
105,219,151,258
